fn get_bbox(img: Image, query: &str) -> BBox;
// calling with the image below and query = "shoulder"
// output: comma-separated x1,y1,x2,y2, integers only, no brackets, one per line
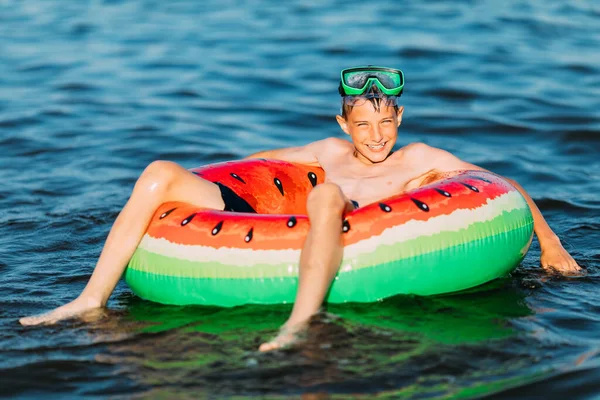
400,142,484,173
399,142,470,171
307,137,352,154
246,139,348,165
399,142,446,159
315,137,351,149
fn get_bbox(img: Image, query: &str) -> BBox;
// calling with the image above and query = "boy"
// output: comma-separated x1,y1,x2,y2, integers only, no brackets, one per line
20,66,580,352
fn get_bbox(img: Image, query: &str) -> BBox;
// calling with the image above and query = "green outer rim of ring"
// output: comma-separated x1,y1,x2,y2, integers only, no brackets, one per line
125,207,533,306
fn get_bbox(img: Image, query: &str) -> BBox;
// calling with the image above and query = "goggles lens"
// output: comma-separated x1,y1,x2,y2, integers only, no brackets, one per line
343,70,402,90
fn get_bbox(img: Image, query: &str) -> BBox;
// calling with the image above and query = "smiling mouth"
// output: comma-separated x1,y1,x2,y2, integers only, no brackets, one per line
367,142,386,150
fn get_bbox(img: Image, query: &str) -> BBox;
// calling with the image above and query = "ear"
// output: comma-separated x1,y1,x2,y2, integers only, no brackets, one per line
336,115,350,135
396,106,405,127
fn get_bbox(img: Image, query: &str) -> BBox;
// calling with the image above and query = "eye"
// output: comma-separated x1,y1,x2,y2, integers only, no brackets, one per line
381,119,392,125
357,123,368,127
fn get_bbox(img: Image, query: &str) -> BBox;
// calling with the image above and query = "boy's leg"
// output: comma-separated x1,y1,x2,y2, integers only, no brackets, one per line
259,182,352,351
20,161,225,325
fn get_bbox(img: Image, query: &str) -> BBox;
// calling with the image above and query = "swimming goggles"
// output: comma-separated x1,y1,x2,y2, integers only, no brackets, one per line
339,66,404,97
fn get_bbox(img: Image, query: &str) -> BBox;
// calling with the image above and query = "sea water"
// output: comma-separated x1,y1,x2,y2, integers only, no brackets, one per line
1,0,599,398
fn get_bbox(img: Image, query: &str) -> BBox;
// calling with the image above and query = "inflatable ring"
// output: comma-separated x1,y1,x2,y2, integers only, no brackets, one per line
125,159,534,306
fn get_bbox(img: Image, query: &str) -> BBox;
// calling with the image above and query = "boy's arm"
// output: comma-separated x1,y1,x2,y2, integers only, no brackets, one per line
244,138,334,166
496,178,581,274
411,143,581,275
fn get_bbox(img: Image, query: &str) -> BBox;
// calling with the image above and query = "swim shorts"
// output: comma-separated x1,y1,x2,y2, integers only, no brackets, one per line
216,182,257,213
216,182,358,213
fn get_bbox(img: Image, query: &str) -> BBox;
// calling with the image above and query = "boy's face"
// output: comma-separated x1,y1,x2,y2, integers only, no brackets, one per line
336,101,404,165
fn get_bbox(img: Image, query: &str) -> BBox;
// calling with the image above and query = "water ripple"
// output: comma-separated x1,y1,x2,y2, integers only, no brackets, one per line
1,0,599,397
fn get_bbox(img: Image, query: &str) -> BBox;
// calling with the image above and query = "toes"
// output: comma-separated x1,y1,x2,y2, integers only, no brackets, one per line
19,315,45,326
19,311,65,326
258,341,280,352
541,263,555,272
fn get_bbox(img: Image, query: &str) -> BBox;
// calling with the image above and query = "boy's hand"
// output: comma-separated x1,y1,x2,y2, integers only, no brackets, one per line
540,238,582,275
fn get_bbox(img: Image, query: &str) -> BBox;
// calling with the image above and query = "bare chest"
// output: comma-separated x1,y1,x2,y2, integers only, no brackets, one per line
319,158,427,206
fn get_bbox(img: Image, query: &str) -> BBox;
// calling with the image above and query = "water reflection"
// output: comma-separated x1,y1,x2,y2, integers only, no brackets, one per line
83,281,548,397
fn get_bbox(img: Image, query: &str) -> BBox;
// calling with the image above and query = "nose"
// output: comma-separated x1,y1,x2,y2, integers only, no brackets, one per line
370,127,383,142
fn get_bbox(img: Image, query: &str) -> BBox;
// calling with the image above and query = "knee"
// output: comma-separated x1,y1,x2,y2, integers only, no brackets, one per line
136,160,181,193
307,183,346,216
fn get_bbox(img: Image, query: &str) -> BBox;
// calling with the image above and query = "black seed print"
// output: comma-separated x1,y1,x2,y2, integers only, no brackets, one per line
160,207,177,219
230,172,246,184
211,221,224,235
287,216,297,228
435,188,452,197
342,219,351,233
460,182,479,192
411,198,430,212
181,213,196,226
245,228,253,243
379,203,392,212
472,176,491,183
308,172,318,187
274,177,284,195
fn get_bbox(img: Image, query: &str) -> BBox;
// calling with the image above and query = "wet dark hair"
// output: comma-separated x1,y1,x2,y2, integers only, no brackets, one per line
341,85,399,119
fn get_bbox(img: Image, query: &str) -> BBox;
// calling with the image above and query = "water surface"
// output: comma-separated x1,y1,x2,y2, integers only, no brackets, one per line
1,0,599,398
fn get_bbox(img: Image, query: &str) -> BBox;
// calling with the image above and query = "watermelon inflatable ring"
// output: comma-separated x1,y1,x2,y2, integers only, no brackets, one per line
125,159,534,306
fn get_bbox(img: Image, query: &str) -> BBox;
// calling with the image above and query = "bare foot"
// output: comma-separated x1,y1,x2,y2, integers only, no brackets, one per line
259,321,308,352
19,296,102,326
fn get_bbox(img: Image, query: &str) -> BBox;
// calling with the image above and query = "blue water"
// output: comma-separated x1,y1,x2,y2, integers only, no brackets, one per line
1,0,599,398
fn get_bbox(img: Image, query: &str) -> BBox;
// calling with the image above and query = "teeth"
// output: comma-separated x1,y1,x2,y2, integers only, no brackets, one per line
368,143,385,149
